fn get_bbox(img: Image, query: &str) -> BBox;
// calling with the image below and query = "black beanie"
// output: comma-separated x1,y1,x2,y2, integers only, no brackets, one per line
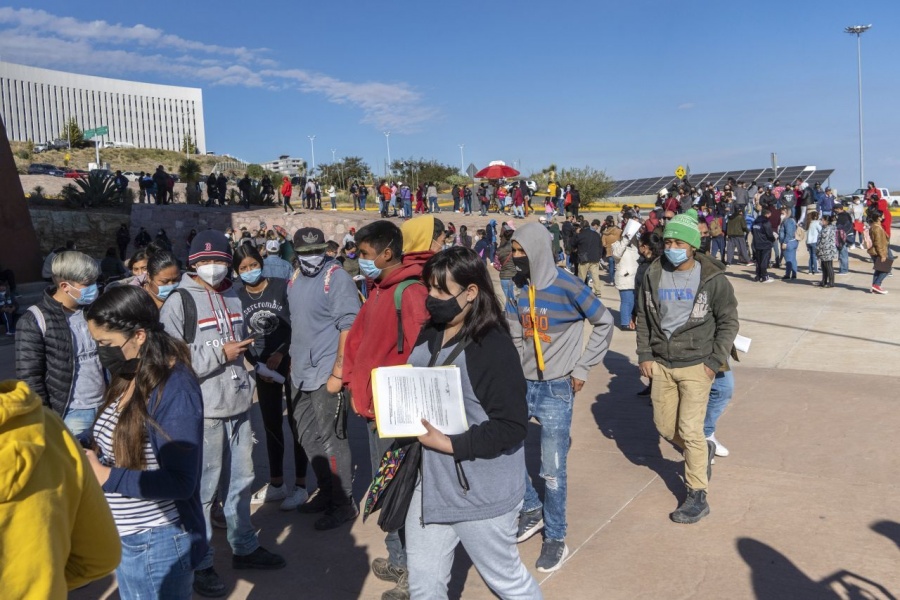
189,230,232,265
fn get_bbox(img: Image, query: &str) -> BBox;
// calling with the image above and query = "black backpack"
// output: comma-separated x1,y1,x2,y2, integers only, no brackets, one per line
171,288,198,344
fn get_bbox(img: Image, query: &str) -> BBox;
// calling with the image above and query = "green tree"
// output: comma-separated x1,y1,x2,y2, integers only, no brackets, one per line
179,159,203,204
557,166,614,208
60,118,84,148
246,163,265,179
333,156,371,187
181,134,197,155
390,158,457,189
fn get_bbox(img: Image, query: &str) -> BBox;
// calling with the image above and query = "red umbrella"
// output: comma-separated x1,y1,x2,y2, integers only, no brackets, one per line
475,163,520,179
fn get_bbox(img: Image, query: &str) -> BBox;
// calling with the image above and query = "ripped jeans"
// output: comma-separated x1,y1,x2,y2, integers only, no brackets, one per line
521,377,574,541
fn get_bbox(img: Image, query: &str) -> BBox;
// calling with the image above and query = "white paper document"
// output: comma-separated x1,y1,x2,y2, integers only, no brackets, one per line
255,363,285,384
734,334,752,354
372,366,468,438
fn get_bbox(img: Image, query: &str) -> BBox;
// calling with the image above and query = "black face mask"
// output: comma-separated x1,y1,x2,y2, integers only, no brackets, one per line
97,344,139,379
512,257,530,287
698,237,711,254
426,291,465,325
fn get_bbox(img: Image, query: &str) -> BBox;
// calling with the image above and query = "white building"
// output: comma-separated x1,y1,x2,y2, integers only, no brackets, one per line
260,155,306,176
0,61,206,153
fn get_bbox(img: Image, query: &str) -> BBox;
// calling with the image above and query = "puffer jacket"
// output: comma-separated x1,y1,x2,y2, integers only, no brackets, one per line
611,239,640,291
816,225,838,261
14,288,77,417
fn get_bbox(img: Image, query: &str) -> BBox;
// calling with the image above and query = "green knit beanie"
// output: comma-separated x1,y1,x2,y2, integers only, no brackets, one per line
663,213,701,249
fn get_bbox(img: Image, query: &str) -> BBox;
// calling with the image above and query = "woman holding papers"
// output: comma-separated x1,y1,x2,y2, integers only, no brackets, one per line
234,245,309,510
405,246,542,599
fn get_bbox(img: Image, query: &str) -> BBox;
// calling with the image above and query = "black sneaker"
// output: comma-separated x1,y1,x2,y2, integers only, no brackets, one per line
670,488,709,524
193,567,227,597
381,571,409,600
314,502,359,530
516,507,544,543
371,558,407,583
232,546,286,570
297,488,330,514
535,539,569,573
707,439,716,482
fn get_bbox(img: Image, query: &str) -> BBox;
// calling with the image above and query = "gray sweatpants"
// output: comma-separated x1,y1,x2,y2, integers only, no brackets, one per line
406,480,542,600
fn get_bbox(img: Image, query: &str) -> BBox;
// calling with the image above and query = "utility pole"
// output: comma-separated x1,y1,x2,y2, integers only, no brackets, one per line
308,135,316,175
845,24,872,189
459,144,465,174
383,131,391,176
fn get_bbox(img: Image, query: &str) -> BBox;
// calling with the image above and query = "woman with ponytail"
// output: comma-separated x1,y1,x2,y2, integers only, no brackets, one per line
82,285,206,600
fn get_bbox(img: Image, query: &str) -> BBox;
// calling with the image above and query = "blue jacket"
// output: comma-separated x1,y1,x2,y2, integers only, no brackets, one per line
93,364,207,566
778,217,798,245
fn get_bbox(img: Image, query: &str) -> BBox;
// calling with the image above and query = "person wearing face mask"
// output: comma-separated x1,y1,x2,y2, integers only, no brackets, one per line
506,223,615,573
751,207,777,283
342,218,438,597
405,246,541,599
286,227,361,530
142,248,181,309
15,250,105,436
234,245,309,512
635,213,739,524
160,229,285,597
82,286,207,599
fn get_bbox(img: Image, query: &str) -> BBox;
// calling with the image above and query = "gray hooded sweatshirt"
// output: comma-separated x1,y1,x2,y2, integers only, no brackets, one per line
160,273,254,418
507,223,614,382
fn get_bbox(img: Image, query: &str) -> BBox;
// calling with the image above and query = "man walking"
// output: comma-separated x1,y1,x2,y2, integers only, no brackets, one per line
635,213,739,524
572,220,603,296
287,228,360,530
507,223,615,573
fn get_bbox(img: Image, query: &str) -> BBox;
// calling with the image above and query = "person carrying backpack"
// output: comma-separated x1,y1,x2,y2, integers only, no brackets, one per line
342,216,443,600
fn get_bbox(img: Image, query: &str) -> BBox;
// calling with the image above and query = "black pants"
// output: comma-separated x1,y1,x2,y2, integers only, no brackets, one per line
283,196,294,213
256,369,308,483
755,248,771,281
821,260,835,287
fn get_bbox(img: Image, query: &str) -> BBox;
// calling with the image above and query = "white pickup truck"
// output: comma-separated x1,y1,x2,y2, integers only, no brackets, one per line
841,187,898,207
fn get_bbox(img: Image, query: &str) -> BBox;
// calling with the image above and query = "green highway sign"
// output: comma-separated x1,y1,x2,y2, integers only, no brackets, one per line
84,125,109,138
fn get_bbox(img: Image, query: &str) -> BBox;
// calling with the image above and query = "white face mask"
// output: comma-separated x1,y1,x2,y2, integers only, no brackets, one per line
196,264,229,287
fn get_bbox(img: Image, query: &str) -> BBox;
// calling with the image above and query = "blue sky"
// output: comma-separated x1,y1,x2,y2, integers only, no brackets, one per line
2,1,898,191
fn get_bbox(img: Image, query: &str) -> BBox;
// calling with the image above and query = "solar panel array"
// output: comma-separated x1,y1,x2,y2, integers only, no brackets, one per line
611,166,835,197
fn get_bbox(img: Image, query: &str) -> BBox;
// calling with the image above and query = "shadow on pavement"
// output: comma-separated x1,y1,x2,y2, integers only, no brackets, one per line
737,538,897,600
871,520,900,552
590,351,684,500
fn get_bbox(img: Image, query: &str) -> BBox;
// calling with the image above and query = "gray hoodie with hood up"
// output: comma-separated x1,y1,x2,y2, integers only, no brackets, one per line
160,272,254,418
507,223,615,382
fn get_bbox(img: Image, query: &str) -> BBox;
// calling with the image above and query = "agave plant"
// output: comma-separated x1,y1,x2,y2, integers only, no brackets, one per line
68,172,119,207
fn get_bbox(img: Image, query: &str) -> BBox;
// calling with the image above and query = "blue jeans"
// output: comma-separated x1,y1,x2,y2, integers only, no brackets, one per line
783,240,798,277
712,236,726,262
360,196,367,210
522,378,574,541
198,412,259,570
64,406,98,437
500,279,516,305
403,200,412,218
513,204,524,218
607,257,616,283
806,243,818,273
704,370,734,438
618,289,634,327
464,198,472,214
873,270,889,287
117,524,194,600
838,244,849,273
429,196,439,213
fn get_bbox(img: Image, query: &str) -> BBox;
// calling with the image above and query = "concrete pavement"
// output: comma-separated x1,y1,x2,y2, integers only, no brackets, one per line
9,220,899,599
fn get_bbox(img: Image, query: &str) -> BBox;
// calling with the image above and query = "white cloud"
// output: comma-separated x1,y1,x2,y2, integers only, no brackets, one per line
0,7,435,132
677,103,695,110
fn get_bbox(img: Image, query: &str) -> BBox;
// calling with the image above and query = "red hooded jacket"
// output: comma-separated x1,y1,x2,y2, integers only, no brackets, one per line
343,254,431,419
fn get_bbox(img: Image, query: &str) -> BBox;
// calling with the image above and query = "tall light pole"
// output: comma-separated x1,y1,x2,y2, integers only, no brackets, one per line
459,144,465,174
308,135,316,176
331,148,336,163
383,131,391,176
845,24,872,189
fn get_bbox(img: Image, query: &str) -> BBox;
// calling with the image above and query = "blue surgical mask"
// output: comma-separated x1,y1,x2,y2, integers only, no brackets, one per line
664,248,689,267
358,258,382,280
240,269,263,285
66,283,99,305
156,283,178,300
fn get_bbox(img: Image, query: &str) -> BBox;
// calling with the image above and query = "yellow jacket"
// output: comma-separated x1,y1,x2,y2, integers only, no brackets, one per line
0,380,120,599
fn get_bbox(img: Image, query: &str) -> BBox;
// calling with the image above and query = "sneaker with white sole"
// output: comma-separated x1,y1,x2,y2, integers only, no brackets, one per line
516,507,544,543
251,483,288,505
872,285,888,295
706,433,729,457
535,540,569,573
280,487,309,511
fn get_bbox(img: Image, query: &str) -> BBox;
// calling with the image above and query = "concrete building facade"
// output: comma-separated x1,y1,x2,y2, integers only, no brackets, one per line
0,61,206,153
260,155,306,176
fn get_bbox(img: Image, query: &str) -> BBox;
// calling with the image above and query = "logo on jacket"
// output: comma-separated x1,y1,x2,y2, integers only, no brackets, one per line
690,291,709,319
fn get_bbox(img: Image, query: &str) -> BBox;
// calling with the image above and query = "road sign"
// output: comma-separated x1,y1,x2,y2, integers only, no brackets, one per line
84,125,109,139
466,163,477,178
675,165,686,179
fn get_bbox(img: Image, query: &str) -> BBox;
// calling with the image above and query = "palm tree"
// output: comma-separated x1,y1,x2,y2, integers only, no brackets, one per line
179,159,202,204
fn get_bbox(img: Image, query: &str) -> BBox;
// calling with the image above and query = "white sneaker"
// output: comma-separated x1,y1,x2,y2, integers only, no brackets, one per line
250,483,288,505
279,487,309,511
707,434,729,457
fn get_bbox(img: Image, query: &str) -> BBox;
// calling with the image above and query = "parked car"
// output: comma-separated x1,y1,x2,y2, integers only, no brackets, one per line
32,143,48,153
839,187,898,208
27,163,62,175
47,139,69,151
122,171,141,181
502,180,538,194
89,169,113,180
63,169,88,179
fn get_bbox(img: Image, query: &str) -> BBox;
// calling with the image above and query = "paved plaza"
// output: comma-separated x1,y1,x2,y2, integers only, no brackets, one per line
3,214,897,599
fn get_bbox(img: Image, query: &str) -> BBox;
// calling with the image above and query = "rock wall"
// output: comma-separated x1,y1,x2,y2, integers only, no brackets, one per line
29,207,130,259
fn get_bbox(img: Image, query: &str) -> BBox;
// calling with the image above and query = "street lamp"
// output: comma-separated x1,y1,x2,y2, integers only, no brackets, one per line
845,24,872,189
383,131,392,175
331,148,336,163
308,135,316,175
459,144,465,174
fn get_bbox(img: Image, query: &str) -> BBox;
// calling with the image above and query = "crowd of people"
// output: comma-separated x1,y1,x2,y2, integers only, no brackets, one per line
2,168,895,599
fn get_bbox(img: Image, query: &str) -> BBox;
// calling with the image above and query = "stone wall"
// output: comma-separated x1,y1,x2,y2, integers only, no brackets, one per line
29,207,130,259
